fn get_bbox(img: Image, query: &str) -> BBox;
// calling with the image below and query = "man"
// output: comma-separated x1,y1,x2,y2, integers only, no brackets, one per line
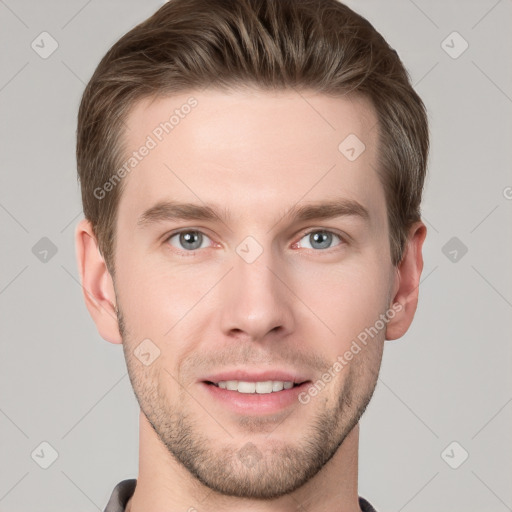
75,0,428,510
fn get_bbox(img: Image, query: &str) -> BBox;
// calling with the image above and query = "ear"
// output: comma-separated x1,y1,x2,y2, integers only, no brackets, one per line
385,221,427,341
74,218,122,344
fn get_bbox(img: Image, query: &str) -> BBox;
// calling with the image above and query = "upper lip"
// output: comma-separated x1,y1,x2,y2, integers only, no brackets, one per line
201,369,311,384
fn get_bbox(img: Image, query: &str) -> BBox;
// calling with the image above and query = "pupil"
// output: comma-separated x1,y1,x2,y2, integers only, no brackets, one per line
181,231,201,250
311,231,331,249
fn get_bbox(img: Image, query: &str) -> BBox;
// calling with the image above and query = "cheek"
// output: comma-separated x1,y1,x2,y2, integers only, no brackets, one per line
292,258,391,346
115,249,216,341
116,232,392,350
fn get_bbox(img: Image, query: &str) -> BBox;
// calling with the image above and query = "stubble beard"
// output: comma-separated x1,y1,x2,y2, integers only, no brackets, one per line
118,305,380,500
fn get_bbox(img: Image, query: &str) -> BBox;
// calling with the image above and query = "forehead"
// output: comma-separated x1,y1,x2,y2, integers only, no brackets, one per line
116,88,384,228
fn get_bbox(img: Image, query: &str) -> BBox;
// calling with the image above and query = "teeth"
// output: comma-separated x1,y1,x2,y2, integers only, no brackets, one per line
238,381,257,393
214,380,296,393
256,381,272,393
272,381,283,392
226,381,238,391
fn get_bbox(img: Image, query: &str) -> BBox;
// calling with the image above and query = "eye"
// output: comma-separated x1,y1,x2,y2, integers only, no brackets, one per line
166,230,212,251
296,230,344,251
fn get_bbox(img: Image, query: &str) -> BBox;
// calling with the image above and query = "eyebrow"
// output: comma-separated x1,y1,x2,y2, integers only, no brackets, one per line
136,198,370,229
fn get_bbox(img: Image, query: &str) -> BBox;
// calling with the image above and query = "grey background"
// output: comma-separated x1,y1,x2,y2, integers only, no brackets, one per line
0,0,511,511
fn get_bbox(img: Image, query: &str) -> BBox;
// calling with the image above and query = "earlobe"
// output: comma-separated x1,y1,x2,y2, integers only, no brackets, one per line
385,221,427,341
74,218,122,344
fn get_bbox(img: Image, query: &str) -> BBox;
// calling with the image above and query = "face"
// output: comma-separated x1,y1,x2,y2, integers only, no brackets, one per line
112,88,396,499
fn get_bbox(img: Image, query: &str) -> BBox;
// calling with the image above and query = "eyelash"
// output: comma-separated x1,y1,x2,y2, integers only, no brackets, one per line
164,228,347,256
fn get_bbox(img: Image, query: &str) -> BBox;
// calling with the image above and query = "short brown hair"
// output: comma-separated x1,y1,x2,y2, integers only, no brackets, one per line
77,0,429,274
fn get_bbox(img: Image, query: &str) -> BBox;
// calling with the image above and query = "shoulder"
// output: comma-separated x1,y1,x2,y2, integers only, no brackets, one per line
103,479,137,512
359,495,379,512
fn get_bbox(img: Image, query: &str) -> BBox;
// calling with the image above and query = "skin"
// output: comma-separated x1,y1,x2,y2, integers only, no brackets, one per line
75,88,426,512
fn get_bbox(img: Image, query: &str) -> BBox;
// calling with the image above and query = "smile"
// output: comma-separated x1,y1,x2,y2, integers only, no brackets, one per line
209,380,302,393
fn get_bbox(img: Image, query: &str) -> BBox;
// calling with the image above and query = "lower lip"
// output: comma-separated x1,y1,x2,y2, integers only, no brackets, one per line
201,382,311,415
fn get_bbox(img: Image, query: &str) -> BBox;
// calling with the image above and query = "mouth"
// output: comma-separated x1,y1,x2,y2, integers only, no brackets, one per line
204,380,308,394
200,379,312,415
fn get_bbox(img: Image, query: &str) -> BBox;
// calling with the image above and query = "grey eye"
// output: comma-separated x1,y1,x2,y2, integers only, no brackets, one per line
299,231,341,250
168,230,210,251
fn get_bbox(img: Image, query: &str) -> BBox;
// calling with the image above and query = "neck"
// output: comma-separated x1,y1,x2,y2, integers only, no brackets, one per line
126,411,362,512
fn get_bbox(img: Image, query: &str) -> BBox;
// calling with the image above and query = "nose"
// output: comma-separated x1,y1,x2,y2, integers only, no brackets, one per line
218,244,295,342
